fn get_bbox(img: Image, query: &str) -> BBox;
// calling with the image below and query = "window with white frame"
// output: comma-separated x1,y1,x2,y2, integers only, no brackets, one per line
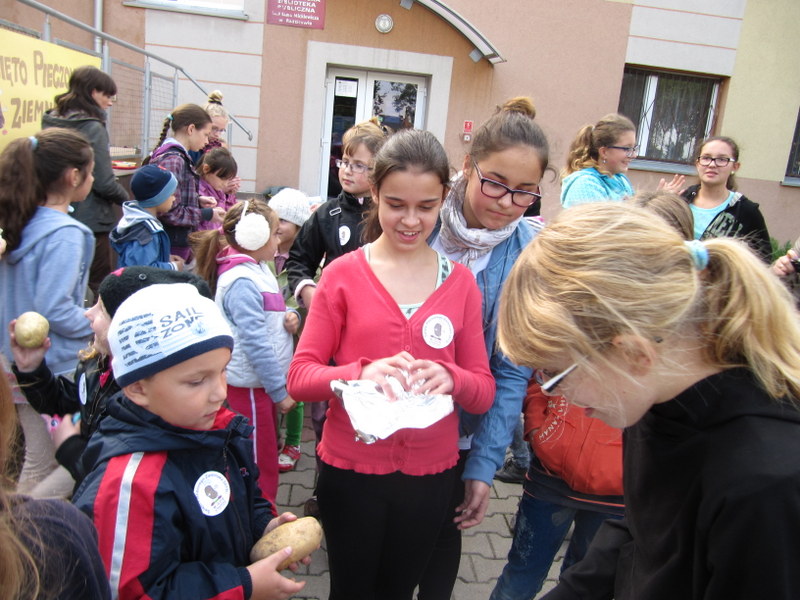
123,0,246,19
786,108,800,179
618,67,721,165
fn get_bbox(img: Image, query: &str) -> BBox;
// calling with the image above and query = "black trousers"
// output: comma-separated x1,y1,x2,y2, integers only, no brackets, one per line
317,461,457,600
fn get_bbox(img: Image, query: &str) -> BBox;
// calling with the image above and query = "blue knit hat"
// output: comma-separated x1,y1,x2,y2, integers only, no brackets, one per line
131,165,178,208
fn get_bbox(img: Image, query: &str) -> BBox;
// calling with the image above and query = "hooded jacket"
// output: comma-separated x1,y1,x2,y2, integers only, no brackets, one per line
682,184,772,262
110,202,176,270
73,397,274,600
215,251,295,398
1,206,94,375
543,368,800,600
41,109,129,232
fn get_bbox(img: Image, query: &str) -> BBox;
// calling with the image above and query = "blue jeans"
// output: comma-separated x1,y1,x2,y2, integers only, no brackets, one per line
489,493,621,600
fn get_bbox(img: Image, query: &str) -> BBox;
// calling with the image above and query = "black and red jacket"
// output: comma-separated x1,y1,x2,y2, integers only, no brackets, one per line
73,398,275,600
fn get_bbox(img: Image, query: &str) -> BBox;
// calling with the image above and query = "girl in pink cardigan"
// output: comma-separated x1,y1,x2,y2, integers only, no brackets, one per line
287,130,495,600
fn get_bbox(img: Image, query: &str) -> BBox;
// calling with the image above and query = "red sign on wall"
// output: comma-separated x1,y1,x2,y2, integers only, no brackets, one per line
267,0,326,30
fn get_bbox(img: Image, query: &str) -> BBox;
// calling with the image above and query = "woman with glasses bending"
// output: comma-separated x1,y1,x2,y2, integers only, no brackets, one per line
499,202,800,600
681,136,772,262
417,97,548,599
560,113,639,207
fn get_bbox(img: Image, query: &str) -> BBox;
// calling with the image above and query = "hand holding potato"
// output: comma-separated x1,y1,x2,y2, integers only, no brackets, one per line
8,319,50,373
246,547,307,600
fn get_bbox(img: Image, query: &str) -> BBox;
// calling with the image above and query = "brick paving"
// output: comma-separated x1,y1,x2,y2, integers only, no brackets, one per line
275,415,567,600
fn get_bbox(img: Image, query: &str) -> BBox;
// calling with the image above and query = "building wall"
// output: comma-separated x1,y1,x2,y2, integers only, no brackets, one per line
5,0,799,241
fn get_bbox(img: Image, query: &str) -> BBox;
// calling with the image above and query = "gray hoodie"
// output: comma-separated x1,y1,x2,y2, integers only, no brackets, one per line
1,206,94,375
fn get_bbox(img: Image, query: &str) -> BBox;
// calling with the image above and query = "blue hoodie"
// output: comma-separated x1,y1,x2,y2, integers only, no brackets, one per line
1,206,94,375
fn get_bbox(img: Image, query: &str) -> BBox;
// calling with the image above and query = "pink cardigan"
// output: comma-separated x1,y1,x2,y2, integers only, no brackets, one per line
288,248,495,475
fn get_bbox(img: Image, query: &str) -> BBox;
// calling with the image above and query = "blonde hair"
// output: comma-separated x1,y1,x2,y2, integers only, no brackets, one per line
631,190,694,241
342,117,389,159
498,203,800,403
190,199,278,294
563,113,635,177
205,90,229,120
0,373,41,599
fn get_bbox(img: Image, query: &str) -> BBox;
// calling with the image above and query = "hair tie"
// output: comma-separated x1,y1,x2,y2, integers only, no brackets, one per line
28,136,38,150
234,201,271,251
685,240,709,270
166,113,173,121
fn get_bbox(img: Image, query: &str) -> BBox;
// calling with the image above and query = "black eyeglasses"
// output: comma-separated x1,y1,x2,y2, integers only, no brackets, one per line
697,155,735,167
608,145,639,158
471,160,542,208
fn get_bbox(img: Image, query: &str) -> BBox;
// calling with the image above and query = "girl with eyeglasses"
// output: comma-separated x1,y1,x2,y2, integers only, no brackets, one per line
416,97,547,599
41,65,129,296
498,202,800,600
682,136,772,261
560,113,638,207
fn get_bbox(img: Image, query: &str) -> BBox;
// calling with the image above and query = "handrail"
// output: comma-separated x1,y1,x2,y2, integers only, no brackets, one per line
16,0,254,141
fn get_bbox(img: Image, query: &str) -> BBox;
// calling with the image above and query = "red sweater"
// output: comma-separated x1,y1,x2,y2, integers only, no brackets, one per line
287,249,495,475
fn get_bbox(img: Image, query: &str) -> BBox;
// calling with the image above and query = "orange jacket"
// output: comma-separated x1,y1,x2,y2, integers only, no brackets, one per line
524,381,623,497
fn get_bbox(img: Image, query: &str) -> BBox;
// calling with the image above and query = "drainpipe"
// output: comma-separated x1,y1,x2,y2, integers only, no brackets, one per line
94,0,103,55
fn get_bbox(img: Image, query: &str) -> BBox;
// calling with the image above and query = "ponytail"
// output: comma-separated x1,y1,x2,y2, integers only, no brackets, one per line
562,113,635,177
498,202,800,406
0,129,93,252
189,198,277,295
144,103,211,164
702,239,800,400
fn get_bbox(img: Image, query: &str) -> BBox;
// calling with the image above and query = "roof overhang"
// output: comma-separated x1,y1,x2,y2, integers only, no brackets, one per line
399,0,506,65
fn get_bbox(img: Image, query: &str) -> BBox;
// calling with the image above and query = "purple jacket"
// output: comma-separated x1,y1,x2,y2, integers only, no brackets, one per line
149,140,212,247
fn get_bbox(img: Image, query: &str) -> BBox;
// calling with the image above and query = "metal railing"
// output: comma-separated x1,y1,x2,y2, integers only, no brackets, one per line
9,0,253,159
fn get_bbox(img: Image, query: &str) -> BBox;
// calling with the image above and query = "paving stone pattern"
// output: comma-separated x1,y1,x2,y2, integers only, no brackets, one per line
276,415,567,599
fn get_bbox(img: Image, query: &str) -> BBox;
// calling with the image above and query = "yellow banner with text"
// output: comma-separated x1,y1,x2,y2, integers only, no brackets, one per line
0,29,100,152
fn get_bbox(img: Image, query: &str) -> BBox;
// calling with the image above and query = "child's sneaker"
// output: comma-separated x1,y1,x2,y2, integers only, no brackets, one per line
278,444,301,472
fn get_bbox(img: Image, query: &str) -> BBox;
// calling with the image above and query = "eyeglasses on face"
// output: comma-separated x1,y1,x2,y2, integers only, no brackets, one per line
335,159,371,174
471,160,542,208
534,363,578,395
608,145,639,158
697,155,735,167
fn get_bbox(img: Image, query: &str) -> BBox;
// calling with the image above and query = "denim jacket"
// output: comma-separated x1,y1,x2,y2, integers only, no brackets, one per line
431,218,538,485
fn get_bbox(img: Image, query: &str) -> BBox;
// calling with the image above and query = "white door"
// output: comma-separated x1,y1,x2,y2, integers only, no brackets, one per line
319,68,427,199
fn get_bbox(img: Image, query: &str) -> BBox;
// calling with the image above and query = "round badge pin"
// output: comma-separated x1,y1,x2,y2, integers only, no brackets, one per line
422,314,454,349
339,225,351,246
193,471,230,516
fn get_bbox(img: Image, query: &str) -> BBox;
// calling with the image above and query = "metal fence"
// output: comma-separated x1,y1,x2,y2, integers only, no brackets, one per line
7,0,252,161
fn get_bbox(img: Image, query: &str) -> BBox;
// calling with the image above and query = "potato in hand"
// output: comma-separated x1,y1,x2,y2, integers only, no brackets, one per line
250,516,322,569
14,312,49,348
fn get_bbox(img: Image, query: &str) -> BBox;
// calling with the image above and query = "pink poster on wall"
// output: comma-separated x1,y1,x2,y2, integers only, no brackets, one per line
267,0,325,29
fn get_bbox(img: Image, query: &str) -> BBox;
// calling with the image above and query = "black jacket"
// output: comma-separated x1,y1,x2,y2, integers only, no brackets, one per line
682,185,772,262
13,355,121,484
285,190,371,296
41,109,130,233
543,368,800,600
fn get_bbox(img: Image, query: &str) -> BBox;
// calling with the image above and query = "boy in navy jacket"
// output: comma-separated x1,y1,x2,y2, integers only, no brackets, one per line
110,165,185,271
72,283,309,600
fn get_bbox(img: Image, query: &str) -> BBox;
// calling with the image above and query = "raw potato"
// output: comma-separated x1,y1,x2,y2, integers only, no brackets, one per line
250,516,322,569
14,312,49,349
